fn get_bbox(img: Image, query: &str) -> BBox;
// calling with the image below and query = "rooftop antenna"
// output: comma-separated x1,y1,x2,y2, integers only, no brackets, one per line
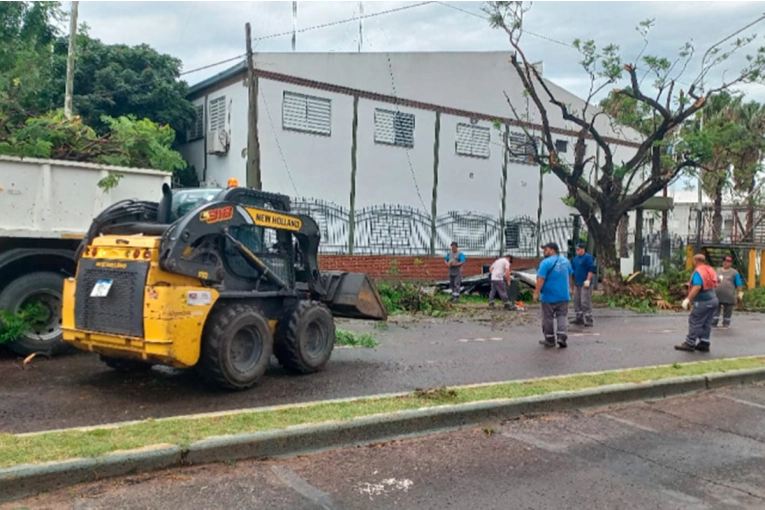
292,1,297,52
358,2,363,52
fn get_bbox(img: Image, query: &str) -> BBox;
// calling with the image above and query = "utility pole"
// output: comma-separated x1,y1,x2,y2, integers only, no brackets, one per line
291,1,297,52
245,23,262,189
64,1,79,119
358,2,364,52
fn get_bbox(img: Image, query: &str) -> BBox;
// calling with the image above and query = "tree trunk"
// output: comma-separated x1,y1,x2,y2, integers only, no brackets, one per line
617,214,629,258
712,178,724,242
590,221,621,294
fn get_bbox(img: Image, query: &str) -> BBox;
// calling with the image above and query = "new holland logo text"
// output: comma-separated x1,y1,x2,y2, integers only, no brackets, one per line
200,206,234,224
246,208,303,231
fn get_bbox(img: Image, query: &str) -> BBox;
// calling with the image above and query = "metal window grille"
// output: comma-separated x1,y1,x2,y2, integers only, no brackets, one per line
282,91,331,136
555,139,568,153
187,104,204,141
208,96,226,132
507,131,537,165
374,109,415,148
455,123,490,158
505,224,520,249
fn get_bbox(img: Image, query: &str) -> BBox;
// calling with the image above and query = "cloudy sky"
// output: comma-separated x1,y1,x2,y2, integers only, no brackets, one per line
75,1,765,104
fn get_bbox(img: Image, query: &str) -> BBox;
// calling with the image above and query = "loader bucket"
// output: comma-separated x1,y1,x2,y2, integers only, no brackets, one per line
321,271,388,321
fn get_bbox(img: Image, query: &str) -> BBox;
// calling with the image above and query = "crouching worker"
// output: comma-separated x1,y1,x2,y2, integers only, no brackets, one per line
676,254,719,352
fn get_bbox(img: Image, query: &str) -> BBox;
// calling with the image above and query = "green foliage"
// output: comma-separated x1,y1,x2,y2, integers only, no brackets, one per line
97,173,124,192
0,3,195,139
50,34,196,135
377,282,452,316
0,110,186,173
335,330,379,348
0,302,47,344
742,287,765,311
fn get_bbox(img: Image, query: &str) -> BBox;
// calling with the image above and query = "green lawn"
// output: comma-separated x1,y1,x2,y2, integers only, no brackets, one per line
2,356,763,469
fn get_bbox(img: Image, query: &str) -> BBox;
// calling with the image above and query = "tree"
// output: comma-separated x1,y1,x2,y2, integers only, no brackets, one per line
49,33,197,136
0,2,64,127
486,1,765,292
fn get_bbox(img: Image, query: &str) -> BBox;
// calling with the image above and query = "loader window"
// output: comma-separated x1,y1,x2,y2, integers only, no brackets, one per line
169,189,222,221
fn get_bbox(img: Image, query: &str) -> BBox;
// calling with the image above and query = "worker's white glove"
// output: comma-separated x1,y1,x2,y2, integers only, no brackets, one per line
583,280,591,288
738,291,744,300
681,298,690,310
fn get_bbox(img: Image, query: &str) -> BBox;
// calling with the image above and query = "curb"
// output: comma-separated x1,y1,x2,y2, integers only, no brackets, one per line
2,367,765,502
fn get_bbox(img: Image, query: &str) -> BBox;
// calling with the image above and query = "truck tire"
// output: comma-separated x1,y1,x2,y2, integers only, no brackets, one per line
196,302,273,390
275,301,335,374
0,271,69,356
100,355,154,373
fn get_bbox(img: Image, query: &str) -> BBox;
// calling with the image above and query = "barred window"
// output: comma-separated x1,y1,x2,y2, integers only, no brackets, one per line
208,96,226,132
282,91,331,136
374,109,415,148
187,104,204,141
507,131,537,165
505,224,520,249
456,123,490,158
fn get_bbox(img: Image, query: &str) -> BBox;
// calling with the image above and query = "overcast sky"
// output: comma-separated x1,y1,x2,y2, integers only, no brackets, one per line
75,1,765,105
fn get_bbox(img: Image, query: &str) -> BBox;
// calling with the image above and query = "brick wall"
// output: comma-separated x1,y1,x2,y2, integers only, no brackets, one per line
318,254,540,281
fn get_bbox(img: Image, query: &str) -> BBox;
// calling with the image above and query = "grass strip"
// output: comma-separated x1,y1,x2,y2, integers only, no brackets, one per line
1,356,763,469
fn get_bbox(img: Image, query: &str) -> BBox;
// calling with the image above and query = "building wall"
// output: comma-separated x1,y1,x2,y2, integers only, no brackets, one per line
179,75,583,221
318,254,540,281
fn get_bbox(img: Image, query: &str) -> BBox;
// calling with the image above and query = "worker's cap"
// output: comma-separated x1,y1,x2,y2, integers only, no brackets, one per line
541,242,560,252
575,242,587,249
724,255,733,262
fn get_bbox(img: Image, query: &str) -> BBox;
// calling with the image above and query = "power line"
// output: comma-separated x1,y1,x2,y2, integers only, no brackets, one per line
435,1,575,49
180,1,434,77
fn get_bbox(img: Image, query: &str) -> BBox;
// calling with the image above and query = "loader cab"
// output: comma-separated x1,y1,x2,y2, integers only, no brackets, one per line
157,184,299,292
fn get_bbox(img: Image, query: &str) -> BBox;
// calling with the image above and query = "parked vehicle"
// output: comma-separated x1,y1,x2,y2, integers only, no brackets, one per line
0,155,170,356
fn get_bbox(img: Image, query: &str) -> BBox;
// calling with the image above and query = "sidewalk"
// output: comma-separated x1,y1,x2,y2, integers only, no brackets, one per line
9,382,765,509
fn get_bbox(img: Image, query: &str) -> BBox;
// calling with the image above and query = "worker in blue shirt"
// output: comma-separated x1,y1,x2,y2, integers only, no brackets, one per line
571,242,595,327
676,254,719,352
534,242,574,348
445,242,466,302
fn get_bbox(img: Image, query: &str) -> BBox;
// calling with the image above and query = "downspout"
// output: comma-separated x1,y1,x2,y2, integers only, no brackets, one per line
202,93,209,184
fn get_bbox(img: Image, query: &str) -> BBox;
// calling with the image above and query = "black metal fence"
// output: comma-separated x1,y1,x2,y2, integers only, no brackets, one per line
292,198,577,258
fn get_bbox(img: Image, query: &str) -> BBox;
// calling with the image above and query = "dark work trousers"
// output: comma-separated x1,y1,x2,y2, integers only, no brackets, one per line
542,301,568,343
449,274,462,299
574,285,593,324
685,297,719,347
489,280,509,305
712,302,734,327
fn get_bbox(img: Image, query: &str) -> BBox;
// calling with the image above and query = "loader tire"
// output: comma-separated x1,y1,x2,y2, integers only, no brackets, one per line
0,271,71,357
196,302,273,390
275,301,335,374
100,355,153,373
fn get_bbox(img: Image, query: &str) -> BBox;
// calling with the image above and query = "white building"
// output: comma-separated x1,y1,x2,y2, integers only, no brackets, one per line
179,52,642,255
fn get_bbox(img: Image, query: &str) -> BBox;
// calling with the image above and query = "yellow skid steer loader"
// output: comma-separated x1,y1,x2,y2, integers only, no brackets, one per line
61,183,386,390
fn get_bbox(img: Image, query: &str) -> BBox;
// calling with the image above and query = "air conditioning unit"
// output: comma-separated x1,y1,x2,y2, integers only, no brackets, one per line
206,129,230,155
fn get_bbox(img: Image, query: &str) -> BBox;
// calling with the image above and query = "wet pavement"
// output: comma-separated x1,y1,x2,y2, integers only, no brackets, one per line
2,308,765,434
8,383,765,509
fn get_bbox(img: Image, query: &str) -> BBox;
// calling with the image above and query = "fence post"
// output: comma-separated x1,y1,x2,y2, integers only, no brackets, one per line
349,95,359,255
430,111,440,256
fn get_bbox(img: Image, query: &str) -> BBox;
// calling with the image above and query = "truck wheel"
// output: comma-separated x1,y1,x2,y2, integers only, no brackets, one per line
100,355,153,373
197,302,273,390
275,301,335,374
0,272,69,356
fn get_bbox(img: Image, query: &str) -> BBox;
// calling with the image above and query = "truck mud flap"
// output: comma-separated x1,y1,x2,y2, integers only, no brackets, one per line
321,271,387,321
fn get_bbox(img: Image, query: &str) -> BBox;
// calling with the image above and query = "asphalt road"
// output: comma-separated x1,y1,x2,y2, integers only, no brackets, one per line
2,308,765,434
9,383,765,509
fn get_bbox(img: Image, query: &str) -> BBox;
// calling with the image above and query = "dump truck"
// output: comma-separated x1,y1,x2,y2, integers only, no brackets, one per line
61,182,387,390
0,156,171,356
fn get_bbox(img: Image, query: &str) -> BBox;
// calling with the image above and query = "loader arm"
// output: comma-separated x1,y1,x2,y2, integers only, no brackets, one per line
159,201,327,295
